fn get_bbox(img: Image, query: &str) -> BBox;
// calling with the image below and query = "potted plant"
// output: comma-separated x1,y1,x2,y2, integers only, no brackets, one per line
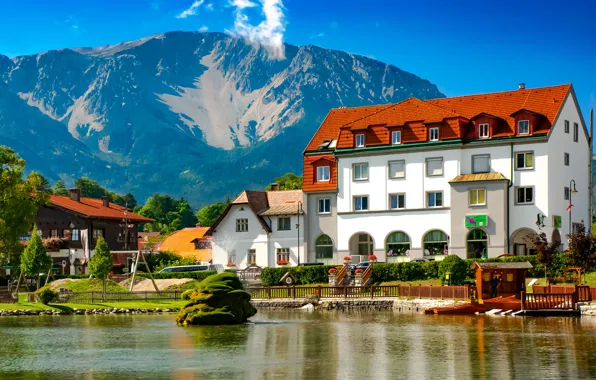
368,254,377,262
328,267,337,274
355,268,363,274
42,237,63,252
343,256,352,264
226,262,236,268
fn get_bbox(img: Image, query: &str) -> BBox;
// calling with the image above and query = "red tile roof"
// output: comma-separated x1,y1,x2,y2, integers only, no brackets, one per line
49,195,154,223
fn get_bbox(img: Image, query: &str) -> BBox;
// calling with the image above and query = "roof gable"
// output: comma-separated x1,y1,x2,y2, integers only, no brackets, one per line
48,195,153,223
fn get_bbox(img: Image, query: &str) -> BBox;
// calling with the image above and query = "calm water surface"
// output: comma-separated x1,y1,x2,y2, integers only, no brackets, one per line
0,310,595,380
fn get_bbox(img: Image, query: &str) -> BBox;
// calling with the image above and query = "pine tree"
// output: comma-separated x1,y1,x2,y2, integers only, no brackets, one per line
53,180,69,196
89,237,113,301
20,227,52,290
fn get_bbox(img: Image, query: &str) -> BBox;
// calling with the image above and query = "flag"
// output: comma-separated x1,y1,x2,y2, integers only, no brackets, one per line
567,204,574,212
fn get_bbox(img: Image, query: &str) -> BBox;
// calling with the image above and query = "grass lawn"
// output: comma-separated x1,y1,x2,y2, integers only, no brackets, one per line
379,279,443,286
164,279,201,291
50,279,130,293
0,298,187,312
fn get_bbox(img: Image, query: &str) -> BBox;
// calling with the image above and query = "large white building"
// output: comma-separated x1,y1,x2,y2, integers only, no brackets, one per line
303,84,591,264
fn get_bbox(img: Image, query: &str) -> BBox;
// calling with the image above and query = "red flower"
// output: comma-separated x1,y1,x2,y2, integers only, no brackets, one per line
368,254,377,261
343,256,352,261
277,260,289,265
226,263,236,267
328,268,337,274
355,268,363,274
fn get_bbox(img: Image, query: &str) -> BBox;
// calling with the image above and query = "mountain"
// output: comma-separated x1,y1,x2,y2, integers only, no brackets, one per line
0,31,444,207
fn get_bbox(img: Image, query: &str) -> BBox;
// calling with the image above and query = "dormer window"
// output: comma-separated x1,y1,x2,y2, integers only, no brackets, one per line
355,134,365,148
429,127,439,141
316,166,330,182
479,123,489,139
518,120,530,135
391,130,402,145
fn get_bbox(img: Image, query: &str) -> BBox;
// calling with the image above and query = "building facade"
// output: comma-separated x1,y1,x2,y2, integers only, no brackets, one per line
303,84,591,264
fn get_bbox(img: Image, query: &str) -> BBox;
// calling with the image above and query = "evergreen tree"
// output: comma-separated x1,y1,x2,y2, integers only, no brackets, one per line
89,237,113,301
20,227,52,290
53,180,69,196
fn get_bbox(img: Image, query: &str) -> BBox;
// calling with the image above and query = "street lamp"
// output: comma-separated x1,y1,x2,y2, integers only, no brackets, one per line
296,201,303,266
569,179,578,234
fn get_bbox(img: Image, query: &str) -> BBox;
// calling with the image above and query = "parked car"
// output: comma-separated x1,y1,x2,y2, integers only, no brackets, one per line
159,264,219,273
351,261,371,275
298,262,324,266
410,258,429,263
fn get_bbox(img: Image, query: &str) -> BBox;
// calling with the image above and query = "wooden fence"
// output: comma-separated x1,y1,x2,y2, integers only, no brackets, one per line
247,285,468,300
522,292,577,310
55,291,182,304
532,285,594,302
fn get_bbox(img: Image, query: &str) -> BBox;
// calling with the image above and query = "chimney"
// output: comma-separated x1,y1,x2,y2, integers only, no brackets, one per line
518,83,525,90
69,188,81,202
270,183,280,191
101,196,110,207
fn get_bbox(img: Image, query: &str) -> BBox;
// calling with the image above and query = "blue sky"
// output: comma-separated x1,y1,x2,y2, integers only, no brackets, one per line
0,0,594,122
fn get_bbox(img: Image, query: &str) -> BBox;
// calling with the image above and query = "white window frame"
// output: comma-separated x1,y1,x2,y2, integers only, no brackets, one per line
388,160,405,179
472,154,490,174
389,193,406,210
564,120,570,134
479,123,489,139
469,189,487,206
564,153,569,166
353,163,369,181
516,186,534,205
425,157,443,177
429,127,439,141
515,151,534,170
276,248,290,263
236,218,248,232
318,198,331,214
247,249,256,265
391,130,402,145
355,133,365,148
277,217,291,231
316,166,330,182
573,122,579,142
564,187,570,201
426,191,443,208
71,229,80,241
518,120,530,135
353,195,369,212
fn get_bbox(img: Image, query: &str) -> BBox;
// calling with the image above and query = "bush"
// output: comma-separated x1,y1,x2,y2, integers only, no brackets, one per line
438,255,468,285
137,271,217,281
260,266,337,286
35,287,58,305
181,289,195,300
372,262,427,283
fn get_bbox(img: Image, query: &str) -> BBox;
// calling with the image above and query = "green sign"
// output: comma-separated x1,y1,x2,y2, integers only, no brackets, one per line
465,215,488,228
553,215,562,229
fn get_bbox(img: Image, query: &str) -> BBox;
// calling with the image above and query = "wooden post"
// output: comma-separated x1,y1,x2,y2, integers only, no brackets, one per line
91,291,95,303
267,287,271,299
344,286,348,299
475,267,483,303
370,285,374,300
521,291,525,310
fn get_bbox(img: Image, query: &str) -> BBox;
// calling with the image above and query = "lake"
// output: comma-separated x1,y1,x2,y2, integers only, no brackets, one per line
0,311,595,379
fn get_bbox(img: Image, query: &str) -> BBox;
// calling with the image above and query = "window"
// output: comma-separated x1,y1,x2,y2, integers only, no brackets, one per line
386,232,410,257
427,191,443,208
518,120,530,135
228,252,236,266
71,229,80,241
388,160,405,179
472,155,490,173
277,217,291,231
355,133,365,147
564,187,570,200
573,122,579,142
315,235,333,260
429,127,439,141
236,218,248,232
389,194,405,210
50,229,58,238
426,157,443,176
564,120,570,134
353,163,369,181
391,130,402,145
247,249,256,265
469,189,486,206
467,229,488,259
564,153,570,166
316,166,330,181
62,229,71,240
277,248,290,263
354,196,369,211
318,198,331,214
515,152,534,170
479,123,489,139
357,234,374,256
92,229,104,240
516,187,534,204
423,230,449,256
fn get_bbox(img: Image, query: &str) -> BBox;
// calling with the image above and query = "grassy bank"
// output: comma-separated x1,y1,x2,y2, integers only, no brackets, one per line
0,298,187,312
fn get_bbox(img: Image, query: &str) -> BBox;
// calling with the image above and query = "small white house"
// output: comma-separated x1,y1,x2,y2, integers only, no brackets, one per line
207,188,305,268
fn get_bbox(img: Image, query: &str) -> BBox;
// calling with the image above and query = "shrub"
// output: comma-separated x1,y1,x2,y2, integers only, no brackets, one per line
260,265,336,286
35,287,58,305
181,289,196,300
439,255,470,285
154,257,200,273
144,251,184,272
137,271,217,281
421,261,440,278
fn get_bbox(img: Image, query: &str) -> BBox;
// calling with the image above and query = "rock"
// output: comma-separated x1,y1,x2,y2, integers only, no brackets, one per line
300,304,315,311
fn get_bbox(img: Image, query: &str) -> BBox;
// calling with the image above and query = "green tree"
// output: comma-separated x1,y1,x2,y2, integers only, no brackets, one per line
74,177,112,199
438,255,468,285
20,227,52,290
139,194,197,234
197,203,227,227
533,231,561,282
88,237,113,301
266,173,303,191
567,223,594,282
53,180,69,196
113,192,137,209
0,146,48,263
28,172,52,193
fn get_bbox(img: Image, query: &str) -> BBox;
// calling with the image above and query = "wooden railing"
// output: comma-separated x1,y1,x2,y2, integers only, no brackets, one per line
247,285,469,300
335,265,348,285
362,265,373,285
532,285,594,302
522,291,577,310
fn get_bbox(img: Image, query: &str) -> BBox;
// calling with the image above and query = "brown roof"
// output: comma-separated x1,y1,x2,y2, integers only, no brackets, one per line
474,262,533,270
450,172,508,183
49,195,153,223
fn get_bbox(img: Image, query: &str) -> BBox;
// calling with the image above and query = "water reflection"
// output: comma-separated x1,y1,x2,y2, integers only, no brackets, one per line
0,312,595,379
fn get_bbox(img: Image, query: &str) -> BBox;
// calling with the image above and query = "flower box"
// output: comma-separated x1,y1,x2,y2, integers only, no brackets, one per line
277,260,289,266
226,263,236,267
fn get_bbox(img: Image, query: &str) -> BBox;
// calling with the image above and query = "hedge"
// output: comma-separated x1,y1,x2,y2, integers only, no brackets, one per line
137,271,217,281
260,266,337,286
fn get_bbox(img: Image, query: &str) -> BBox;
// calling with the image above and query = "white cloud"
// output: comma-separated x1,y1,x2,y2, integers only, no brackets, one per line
310,32,324,39
205,3,214,10
228,0,286,60
199,26,209,32
176,0,204,19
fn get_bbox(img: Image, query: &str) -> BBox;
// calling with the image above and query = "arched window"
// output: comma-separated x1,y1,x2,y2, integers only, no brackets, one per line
386,232,411,257
357,234,374,256
315,235,334,261
467,229,487,259
423,230,449,256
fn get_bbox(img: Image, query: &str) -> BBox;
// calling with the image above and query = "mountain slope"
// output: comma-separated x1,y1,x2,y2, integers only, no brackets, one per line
0,32,444,207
